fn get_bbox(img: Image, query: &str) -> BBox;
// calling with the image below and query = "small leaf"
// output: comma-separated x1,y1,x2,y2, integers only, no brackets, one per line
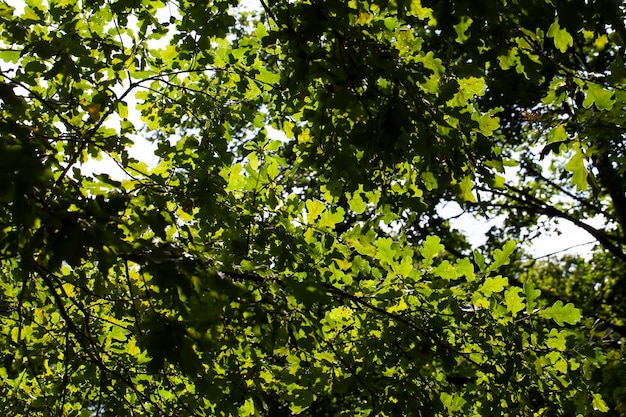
504,287,525,316
459,176,476,202
420,236,444,261
314,351,336,364
318,207,344,230
455,257,475,281
546,329,568,351
524,280,541,314
565,143,589,191
117,100,129,119
408,0,431,19
497,47,518,70
421,171,438,190
487,240,516,273
454,16,473,43
345,230,376,257
238,398,256,416
546,124,568,144
582,82,615,110
375,237,396,265
473,250,486,272
305,199,325,223
540,300,581,326
548,19,573,52
592,393,610,412
255,22,268,40
84,103,101,121
225,163,246,192
440,392,466,412
432,260,462,280
594,34,608,50
349,192,366,214
479,275,508,297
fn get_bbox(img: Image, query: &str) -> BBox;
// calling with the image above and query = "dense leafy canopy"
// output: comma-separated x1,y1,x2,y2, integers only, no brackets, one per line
0,0,625,415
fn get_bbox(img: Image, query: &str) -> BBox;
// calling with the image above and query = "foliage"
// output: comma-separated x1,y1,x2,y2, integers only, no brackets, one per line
0,0,624,415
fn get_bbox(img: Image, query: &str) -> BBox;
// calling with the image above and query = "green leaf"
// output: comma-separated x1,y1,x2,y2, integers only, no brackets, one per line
305,199,325,223
440,392,466,412
459,175,476,202
592,393,610,412
479,276,509,297
497,47,518,70
348,191,366,214
432,260,462,280
504,287,525,316
548,18,573,52
524,280,541,314
318,207,344,230
225,163,246,192
421,171,438,190
420,236,444,262
345,228,376,257
539,301,581,326
375,237,396,265
546,124,568,145
408,0,432,19
546,329,568,351
565,143,589,191
487,241,516,273
449,77,486,106
454,16,473,43
473,250,486,272
255,22,268,40
238,397,256,416
582,82,615,110
473,111,501,136
455,257,475,281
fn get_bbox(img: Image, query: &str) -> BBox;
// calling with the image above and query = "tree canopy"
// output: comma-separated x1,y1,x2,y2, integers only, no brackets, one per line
1,0,625,415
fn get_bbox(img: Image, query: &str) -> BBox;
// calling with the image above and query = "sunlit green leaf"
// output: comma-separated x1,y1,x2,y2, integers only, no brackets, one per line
592,393,610,412
479,276,509,297
504,287,525,316
548,18,573,52
582,82,615,110
540,301,581,326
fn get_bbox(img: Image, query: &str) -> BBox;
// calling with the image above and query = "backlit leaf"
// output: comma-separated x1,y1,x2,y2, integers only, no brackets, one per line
592,393,610,412
524,280,541,314
565,143,589,191
504,287,525,316
306,199,325,224
582,82,615,110
479,276,509,297
548,19,573,52
540,301,581,326
459,175,476,202
420,236,444,261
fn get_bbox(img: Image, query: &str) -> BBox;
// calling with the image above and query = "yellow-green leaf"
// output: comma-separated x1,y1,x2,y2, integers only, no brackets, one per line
479,276,509,297
548,19,573,52
540,300,581,326
582,82,615,110
420,236,444,261
565,144,589,191
349,192,367,214
375,237,396,265
459,175,476,202
454,16,473,44
592,393,610,412
318,207,345,230
504,287,525,316
305,199,325,224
